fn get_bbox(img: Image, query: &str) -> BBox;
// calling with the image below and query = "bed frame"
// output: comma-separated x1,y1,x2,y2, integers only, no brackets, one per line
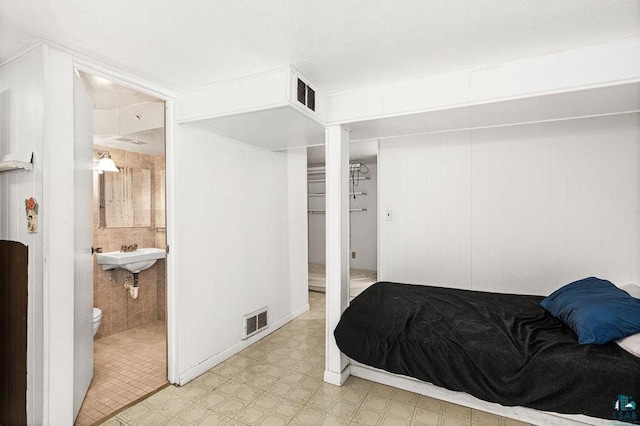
349,361,620,426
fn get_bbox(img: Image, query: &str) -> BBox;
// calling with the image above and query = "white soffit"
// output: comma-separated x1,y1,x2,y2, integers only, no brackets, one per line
348,82,640,141
183,81,640,151
187,106,325,151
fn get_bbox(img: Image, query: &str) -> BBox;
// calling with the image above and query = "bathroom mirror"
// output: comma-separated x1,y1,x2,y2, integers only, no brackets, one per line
99,167,152,228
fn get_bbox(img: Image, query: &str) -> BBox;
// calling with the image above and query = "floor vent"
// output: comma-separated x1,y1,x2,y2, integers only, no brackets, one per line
243,307,268,339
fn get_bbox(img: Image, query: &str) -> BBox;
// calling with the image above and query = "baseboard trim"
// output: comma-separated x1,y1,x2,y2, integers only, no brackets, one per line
323,365,350,386
350,361,614,426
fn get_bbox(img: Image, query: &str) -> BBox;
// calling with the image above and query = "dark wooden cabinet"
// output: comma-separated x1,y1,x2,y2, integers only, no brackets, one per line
0,240,28,426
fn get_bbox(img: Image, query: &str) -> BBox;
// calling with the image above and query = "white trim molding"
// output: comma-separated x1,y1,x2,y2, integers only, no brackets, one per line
350,361,618,426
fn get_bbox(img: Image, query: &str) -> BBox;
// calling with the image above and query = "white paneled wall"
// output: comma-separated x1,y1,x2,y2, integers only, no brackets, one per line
177,68,289,122
0,45,45,425
379,114,640,296
174,125,308,383
328,37,640,124
0,43,79,425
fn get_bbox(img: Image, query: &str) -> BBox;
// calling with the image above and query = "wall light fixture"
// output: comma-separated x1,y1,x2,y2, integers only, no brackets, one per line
96,151,119,173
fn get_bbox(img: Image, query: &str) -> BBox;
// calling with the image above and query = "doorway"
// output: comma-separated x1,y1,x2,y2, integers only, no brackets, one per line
306,140,379,299
75,71,168,426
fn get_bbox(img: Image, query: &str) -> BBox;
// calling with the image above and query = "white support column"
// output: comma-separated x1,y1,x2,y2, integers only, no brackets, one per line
324,125,351,386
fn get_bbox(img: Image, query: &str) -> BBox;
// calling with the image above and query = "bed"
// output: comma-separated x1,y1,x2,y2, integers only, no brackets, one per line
334,279,640,424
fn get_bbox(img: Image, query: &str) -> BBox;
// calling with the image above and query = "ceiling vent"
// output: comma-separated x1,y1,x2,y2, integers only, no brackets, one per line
243,307,268,339
297,78,316,112
108,135,148,145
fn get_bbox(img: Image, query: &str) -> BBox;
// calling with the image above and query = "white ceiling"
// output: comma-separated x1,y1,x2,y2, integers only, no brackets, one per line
5,1,639,163
76,71,166,154
76,71,160,109
2,1,639,94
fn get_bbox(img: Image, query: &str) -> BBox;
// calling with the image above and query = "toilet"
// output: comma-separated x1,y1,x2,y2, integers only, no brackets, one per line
93,307,102,337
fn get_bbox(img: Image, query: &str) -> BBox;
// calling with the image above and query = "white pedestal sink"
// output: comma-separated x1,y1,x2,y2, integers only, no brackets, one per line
96,247,166,273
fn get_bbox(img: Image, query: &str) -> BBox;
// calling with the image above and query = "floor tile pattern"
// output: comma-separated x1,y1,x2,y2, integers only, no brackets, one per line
102,292,531,425
76,322,167,426
308,264,377,298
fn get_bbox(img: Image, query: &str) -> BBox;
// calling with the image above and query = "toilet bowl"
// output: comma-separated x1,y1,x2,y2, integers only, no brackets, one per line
93,307,102,337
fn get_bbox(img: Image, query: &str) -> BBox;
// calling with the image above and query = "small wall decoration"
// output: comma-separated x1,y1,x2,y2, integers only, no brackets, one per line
25,197,38,233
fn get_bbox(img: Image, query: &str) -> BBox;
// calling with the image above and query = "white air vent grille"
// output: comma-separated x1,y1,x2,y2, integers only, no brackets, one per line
243,307,268,339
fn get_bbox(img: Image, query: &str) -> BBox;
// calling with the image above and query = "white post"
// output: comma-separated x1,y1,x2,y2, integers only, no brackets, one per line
324,125,350,386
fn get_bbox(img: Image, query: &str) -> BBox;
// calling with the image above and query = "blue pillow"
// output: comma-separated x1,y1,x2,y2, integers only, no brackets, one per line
540,277,640,345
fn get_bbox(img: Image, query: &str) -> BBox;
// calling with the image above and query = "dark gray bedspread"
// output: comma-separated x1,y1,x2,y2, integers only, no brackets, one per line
334,282,640,421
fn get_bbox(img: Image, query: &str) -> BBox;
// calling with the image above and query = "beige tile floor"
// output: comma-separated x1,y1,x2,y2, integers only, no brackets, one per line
101,292,531,425
76,322,167,426
308,264,377,298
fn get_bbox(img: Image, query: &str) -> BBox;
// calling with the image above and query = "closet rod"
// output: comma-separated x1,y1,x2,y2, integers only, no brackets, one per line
308,208,367,214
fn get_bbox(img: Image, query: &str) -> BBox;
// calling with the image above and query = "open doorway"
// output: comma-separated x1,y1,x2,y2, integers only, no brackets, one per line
75,71,168,425
306,139,379,299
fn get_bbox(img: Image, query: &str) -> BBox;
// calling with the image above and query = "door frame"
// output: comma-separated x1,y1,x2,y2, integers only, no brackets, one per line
73,57,179,384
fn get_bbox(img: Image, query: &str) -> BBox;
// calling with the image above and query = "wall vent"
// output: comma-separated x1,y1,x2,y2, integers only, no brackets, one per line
243,307,268,339
297,78,307,104
297,78,316,112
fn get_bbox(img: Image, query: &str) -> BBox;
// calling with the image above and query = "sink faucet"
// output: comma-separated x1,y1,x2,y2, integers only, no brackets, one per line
120,244,138,252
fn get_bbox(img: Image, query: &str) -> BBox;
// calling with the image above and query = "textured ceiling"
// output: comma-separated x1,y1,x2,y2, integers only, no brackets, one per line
2,1,639,93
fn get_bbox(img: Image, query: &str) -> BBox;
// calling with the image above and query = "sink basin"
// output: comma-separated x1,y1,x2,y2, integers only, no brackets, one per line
96,247,166,273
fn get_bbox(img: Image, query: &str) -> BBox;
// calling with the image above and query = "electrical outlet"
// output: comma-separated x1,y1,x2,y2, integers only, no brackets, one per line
351,251,356,259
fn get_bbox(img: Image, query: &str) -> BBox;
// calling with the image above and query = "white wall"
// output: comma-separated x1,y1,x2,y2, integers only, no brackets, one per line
0,44,45,426
2,43,310,422
173,125,308,383
327,37,640,124
379,113,640,296
0,43,77,425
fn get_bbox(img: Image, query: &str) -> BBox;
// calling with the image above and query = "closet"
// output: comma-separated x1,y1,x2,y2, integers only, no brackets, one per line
307,162,378,297
307,163,369,214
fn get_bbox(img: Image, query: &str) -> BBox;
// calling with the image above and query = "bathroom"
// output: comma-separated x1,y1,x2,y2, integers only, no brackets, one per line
77,72,168,425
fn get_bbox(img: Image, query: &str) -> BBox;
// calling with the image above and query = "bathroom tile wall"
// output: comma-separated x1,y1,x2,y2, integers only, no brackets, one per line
93,146,166,339
153,155,167,323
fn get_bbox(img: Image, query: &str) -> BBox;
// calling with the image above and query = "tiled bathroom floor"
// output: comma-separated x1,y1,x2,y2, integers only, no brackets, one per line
75,322,167,426
100,292,531,426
